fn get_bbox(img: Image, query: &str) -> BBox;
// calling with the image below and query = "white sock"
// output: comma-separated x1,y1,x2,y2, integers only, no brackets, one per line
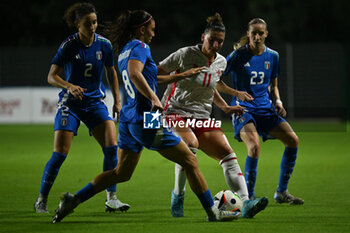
220,153,249,202
173,147,198,195
106,191,116,201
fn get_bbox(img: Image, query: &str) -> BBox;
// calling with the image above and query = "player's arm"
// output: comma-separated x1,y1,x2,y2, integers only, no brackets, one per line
213,89,244,115
157,65,206,84
105,66,121,120
216,79,254,102
47,64,87,100
271,78,286,117
129,59,163,111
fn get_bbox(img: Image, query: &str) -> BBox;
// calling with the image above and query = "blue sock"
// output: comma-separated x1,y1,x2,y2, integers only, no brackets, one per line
245,156,258,199
103,145,118,192
40,152,67,196
196,189,214,210
76,182,96,203
277,147,297,193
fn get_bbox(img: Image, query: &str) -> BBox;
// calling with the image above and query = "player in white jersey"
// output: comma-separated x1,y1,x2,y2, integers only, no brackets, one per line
157,13,268,219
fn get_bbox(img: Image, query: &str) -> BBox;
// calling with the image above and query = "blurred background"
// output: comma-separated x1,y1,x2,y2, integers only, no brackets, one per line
0,0,349,124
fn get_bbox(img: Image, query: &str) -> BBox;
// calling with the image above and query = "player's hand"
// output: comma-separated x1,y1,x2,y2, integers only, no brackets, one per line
237,91,254,102
68,84,87,100
150,97,164,112
181,66,207,78
275,103,287,117
223,105,245,116
113,102,122,122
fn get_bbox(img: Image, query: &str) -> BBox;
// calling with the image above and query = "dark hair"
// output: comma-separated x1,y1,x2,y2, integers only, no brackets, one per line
63,2,97,28
104,10,153,55
204,13,225,34
234,18,267,50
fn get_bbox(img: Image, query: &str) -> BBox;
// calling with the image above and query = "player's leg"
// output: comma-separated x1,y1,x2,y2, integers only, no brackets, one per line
198,130,268,218
35,130,74,213
91,120,130,212
240,123,261,200
198,130,249,202
269,121,304,205
53,148,142,223
170,126,199,217
158,141,239,221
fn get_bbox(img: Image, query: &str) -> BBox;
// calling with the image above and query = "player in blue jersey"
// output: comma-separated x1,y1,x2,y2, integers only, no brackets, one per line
52,10,239,223
224,18,304,204
34,2,129,214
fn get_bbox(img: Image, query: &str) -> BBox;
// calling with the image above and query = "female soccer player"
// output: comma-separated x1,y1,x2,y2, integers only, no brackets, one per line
157,13,268,218
34,2,129,213
52,10,238,223
224,18,304,204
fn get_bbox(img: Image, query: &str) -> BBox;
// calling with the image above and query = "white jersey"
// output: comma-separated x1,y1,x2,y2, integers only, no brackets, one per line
160,45,227,118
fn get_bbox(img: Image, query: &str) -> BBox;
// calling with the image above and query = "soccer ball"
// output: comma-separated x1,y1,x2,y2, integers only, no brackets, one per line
214,190,243,212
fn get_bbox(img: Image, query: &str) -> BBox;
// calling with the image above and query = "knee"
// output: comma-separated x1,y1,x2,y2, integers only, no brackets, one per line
54,145,70,155
112,167,132,182
185,139,199,149
248,142,260,158
286,133,299,148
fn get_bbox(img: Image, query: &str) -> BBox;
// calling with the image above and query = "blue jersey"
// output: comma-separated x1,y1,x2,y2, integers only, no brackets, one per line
224,44,280,115
117,39,158,123
51,33,114,102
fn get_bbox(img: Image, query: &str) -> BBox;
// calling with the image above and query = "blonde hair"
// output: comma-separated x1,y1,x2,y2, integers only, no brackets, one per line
233,18,267,50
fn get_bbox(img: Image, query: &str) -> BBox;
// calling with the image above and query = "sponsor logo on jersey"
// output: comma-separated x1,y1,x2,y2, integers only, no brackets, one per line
96,51,102,60
143,110,161,129
265,61,270,70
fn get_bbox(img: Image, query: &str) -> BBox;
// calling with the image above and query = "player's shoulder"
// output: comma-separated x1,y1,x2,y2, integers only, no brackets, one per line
265,46,279,58
59,33,79,50
96,33,113,48
227,45,248,59
131,39,150,50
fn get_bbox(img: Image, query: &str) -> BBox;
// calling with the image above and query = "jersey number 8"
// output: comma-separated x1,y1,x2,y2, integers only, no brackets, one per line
122,70,135,99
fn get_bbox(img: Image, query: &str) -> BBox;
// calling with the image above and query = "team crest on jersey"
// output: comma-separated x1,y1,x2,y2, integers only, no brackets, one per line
61,118,67,126
264,61,270,70
239,116,245,123
96,51,102,60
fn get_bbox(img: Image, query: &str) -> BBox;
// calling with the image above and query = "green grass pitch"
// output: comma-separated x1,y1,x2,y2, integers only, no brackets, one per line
0,122,349,233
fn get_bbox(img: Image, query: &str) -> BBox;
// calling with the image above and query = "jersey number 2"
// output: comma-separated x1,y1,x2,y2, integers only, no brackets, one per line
122,70,135,99
250,71,264,85
84,63,93,77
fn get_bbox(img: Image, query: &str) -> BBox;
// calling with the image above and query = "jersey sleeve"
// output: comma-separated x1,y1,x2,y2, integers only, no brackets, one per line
129,43,149,64
104,42,114,67
51,45,69,67
272,52,280,79
158,49,183,73
224,50,238,76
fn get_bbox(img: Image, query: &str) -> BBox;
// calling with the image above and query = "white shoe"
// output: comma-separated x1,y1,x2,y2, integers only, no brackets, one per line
207,207,240,222
274,190,304,205
105,197,130,212
52,192,79,223
34,200,49,213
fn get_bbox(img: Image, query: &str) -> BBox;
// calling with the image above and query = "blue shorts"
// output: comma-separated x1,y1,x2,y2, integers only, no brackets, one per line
118,122,181,153
54,99,113,135
232,111,286,142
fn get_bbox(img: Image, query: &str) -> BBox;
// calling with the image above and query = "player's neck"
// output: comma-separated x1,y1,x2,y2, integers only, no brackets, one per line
78,32,94,47
249,44,265,55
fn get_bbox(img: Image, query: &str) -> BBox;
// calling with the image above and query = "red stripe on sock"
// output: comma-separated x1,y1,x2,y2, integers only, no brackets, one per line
220,157,237,165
